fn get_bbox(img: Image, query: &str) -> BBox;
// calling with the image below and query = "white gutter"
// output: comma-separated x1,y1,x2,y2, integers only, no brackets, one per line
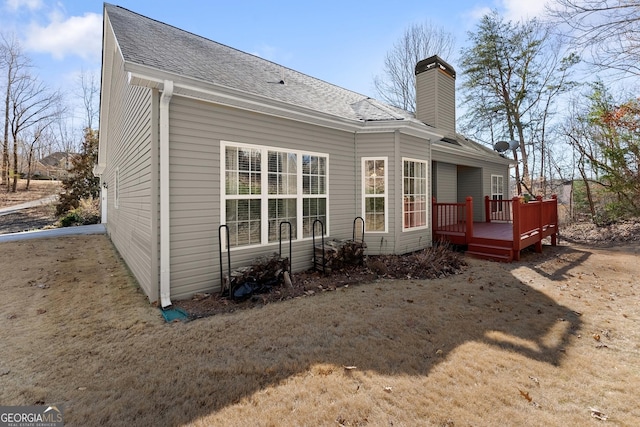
160,80,174,308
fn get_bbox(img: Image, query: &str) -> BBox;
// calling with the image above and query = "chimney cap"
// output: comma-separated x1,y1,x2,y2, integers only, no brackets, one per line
415,55,456,79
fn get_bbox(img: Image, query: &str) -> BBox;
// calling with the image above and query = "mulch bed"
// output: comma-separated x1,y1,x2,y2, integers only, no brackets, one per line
174,244,467,319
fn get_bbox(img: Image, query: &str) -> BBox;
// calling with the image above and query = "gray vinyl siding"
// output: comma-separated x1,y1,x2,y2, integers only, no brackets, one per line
457,166,483,221
415,70,455,135
354,131,396,255
168,96,357,299
101,27,155,300
432,161,457,203
397,133,432,254
433,145,510,222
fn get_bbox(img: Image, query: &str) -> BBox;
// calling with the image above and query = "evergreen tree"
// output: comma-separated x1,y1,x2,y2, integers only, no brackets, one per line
56,127,99,216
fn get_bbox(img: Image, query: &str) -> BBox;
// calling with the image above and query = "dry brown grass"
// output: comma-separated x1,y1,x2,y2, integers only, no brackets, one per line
0,235,639,426
0,179,61,208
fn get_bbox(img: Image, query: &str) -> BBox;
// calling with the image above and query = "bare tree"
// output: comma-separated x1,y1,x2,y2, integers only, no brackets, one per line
547,0,640,77
1,34,30,188
77,69,99,130
9,72,62,192
374,22,456,111
22,125,45,189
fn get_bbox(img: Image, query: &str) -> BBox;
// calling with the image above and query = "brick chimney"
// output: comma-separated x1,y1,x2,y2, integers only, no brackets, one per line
415,55,456,139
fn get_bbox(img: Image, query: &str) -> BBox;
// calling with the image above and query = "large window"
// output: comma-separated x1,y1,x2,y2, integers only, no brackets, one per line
362,157,387,232
222,142,328,248
403,159,427,229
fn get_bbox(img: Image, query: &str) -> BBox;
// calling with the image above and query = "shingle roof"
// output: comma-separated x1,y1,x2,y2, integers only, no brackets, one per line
105,4,412,122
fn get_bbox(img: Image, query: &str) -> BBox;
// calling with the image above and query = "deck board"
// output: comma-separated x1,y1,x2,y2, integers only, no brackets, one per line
471,222,513,241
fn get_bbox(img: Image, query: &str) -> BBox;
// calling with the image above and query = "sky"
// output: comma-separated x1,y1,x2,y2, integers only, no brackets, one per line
0,0,550,126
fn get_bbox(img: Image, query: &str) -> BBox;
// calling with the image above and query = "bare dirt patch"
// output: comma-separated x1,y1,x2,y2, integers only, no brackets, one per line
1,227,638,426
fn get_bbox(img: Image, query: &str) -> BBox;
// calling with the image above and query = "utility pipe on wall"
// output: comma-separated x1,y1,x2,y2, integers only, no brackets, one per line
159,80,174,308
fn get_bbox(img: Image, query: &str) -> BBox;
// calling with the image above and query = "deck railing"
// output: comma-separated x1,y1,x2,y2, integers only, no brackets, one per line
433,195,559,260
484,196,513,222
510,195,559,255
432,197,473,245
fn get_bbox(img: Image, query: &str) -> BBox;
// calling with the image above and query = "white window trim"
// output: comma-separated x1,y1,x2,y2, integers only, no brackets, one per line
491,174,505,214
491,174,504,199
402,157,429,232
220,141,330,250
361,156,388,233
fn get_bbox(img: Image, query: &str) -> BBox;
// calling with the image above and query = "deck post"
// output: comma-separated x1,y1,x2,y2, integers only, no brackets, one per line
484,195,491,223
465,196,473,244
535,195,543,253
512,196,521,261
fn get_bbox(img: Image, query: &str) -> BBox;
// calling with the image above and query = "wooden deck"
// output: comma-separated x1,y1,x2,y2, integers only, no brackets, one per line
432,196,559,262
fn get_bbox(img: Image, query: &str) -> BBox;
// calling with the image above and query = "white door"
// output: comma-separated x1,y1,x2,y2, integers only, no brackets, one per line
101,185,108,224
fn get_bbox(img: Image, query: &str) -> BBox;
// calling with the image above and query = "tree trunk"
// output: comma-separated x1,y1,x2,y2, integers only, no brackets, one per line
25,149,33,190
577,155,596,220
11,135,18,192
2,67,10,189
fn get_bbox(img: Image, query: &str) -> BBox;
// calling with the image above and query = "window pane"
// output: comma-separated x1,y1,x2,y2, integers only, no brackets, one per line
268,198,297,242
268,151,297,195
225,147,238,170
302,197,326,238
226,199,261,247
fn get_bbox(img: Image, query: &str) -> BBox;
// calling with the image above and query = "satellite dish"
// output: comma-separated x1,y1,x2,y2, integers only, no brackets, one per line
509,140,520,150
494,140,510,153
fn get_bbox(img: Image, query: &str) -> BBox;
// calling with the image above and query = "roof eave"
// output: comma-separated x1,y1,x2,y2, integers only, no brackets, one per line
127,65,448,142
432,140,514,166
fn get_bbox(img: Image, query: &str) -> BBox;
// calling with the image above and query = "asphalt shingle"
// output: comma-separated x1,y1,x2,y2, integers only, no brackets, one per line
106,4,412,122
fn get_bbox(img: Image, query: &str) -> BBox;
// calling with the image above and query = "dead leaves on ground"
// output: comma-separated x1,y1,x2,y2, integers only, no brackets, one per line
518,378,612,422
518,389,541,409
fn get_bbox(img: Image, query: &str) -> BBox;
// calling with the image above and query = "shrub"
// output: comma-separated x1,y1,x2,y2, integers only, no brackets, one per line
58,197,101,227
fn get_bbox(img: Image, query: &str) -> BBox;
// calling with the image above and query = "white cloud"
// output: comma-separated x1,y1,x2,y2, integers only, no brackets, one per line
24,12,102,60
5,0,43,11
467,6,493,22
466,1,549,24
499,0,549,21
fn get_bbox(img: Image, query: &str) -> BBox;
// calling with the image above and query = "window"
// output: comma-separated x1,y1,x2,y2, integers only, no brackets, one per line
362,157,387,232
222,142,328,248
302,155,327,237
268,151,297,243
491,174,504,213
225,147,261,246
403,159,427,229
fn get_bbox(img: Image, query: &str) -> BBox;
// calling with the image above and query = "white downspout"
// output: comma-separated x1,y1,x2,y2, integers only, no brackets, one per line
160,80,174,308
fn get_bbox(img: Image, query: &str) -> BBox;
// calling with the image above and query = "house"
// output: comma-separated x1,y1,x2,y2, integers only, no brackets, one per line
96,4,512,307
33,152,77,180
